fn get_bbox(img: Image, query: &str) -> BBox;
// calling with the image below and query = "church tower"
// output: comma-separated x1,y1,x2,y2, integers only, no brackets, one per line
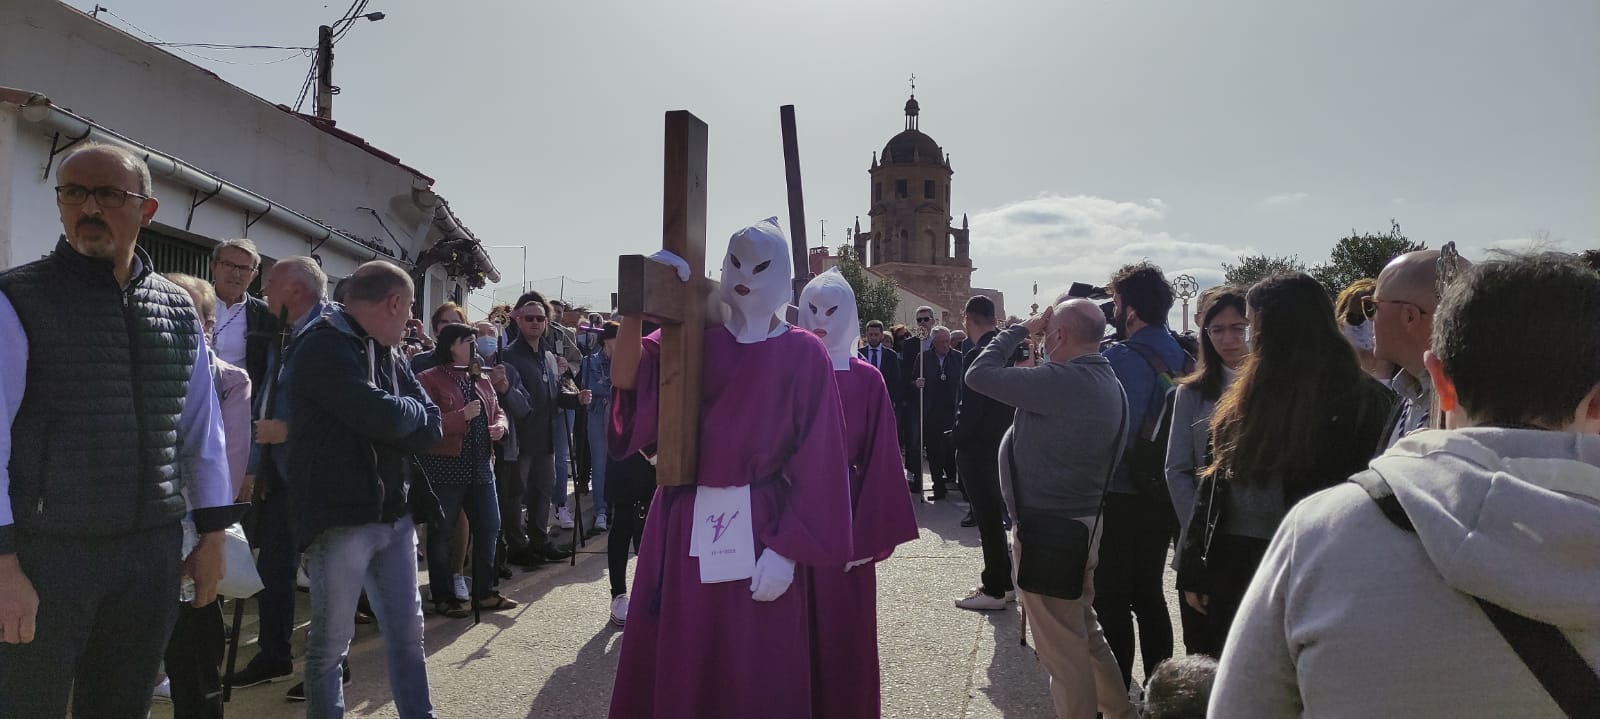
856,91,973,318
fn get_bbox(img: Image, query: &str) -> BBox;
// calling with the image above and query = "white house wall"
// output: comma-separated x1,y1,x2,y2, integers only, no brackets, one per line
0,0,458,308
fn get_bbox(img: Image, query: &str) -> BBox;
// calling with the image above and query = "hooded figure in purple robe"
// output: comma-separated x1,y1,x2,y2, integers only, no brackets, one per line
797,268,920,717
607,218,854,719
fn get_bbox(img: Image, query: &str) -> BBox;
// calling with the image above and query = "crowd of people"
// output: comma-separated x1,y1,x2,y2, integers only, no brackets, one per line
0,142,1594,719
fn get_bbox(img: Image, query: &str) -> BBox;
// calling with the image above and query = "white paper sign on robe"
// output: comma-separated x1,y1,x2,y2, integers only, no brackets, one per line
688,485,756,583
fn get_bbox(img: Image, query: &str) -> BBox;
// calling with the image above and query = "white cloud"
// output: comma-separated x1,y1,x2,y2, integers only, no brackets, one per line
968,194,1252,326
1259,192,1310,208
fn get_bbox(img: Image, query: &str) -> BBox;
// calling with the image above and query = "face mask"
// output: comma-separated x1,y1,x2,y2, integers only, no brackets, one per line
798,268,859,370
719,217,794,344
475,336,498,359
1341,320,1374,352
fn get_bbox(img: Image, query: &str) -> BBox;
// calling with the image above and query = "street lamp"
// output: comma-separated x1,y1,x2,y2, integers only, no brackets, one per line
315,12,385,121
484,245,528,293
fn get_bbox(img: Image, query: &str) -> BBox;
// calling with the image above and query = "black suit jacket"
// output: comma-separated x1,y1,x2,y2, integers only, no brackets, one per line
857,343,902,408
897,334,926,405
952,328,1015,452
919,349,964,429
243,294,278,393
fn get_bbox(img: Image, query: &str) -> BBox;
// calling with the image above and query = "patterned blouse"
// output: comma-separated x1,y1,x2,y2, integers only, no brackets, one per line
419,373,494,484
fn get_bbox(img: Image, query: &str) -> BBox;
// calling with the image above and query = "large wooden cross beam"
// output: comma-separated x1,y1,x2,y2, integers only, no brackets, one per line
616,111,712,487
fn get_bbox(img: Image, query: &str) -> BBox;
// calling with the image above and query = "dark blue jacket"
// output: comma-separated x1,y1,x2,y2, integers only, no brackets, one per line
285,308,442,549
1103,325,1188,494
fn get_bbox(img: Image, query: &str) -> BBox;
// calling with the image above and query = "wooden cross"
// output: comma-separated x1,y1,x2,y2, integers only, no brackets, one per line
616,111,712,487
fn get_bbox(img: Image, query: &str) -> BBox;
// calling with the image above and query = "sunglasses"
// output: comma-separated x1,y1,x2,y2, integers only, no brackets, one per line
1360,296,1430,320
916,317,933,324
517,314,549,323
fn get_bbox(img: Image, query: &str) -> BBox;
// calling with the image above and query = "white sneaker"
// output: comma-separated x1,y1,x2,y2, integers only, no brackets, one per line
610,594,629,627
556,505,575,530
954,588,1015,611
152,676,172,703
593,512,609,531
453,574,470,601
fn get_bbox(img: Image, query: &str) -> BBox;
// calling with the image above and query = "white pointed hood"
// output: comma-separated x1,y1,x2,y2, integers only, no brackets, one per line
1375,428,1600,629
718,217,793,344
798,267,859,370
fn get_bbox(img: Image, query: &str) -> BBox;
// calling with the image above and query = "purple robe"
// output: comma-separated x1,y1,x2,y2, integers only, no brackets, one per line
608,326,853,719
807,357,920,718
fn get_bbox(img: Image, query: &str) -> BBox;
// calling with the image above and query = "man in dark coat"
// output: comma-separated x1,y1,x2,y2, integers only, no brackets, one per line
915,325,963,500
952,295,1018,611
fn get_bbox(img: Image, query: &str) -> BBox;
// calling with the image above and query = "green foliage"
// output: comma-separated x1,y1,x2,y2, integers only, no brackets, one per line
835,247,899,331
1221,254,1307,288
1310,220,1426,294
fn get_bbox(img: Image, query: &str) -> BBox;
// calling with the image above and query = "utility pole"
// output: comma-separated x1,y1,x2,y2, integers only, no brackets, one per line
315,24,334,120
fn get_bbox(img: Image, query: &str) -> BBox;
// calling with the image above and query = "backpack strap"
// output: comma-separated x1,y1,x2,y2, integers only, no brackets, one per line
1351,470,1600,714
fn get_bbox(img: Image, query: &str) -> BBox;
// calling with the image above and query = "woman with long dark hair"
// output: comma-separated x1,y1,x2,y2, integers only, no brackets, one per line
416,323,517,616
1176,273,1398,652
1164,287,1249,655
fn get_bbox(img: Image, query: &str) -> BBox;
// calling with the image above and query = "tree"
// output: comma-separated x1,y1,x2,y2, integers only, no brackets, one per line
835,247,899,331
1311,220,1426,295
1221,254,1307,287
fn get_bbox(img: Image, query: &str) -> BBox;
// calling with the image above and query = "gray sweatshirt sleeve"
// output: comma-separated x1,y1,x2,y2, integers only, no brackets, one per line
963,326,1059,414
1209,514,1306,717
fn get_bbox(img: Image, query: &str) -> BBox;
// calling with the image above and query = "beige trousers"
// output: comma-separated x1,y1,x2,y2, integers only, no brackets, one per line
1014,516,1138,719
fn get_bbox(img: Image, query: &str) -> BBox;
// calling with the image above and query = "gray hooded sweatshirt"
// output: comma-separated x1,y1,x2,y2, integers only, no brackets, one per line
1211,428,1600,718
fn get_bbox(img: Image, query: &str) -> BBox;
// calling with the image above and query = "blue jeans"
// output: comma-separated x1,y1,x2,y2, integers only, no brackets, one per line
553,409,574,509
427,481,501,600
585,403,609,517
303,517,435,719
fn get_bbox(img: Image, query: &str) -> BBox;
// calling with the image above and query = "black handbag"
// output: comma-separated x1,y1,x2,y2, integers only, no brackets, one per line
1010,389,1127,601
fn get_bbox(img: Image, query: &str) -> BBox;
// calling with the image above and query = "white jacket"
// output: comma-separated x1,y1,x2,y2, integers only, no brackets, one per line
1211,428,1600,718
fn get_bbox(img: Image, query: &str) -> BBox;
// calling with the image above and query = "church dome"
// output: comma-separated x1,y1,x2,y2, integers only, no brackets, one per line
881,130,944,165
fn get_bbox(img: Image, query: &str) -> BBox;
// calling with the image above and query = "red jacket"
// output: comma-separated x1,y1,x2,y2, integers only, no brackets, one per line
417,365,507,458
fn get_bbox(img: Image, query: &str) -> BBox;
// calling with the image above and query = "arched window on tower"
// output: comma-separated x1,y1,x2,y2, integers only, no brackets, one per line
924,180,936,200
895,179,908,199
873,183,882,203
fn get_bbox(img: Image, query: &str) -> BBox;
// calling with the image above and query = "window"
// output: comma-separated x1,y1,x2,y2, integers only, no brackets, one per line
924,180,936,199
895,179,908,199
873,183,882,203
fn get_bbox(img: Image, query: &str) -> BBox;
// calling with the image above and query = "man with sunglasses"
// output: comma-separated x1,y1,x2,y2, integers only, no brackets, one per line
1371,250,1467,444
498,291,589,566
898,306,937,494
0,144,233,717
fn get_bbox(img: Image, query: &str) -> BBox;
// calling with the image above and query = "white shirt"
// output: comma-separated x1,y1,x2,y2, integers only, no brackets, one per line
213,297,249,366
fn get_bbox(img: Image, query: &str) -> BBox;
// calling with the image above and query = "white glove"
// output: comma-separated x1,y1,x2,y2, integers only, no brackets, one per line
844,557,872,572
648,250,691,282
749,548,796,602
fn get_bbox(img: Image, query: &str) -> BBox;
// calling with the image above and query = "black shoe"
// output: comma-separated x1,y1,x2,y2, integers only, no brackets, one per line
228,660,294,689
539,543,574,562
507,547,543,569
960,511,977,528
496,565,515,580
285,662,351,701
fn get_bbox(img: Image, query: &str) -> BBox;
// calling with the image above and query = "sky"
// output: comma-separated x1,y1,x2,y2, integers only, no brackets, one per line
83,0,1599,323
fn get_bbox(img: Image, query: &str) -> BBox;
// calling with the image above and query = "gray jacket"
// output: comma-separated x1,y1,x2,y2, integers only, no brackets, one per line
965,326,1128,519
1211,428,1600,717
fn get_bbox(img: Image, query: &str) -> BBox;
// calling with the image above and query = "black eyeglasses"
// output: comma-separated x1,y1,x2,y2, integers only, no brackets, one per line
916,317,933,324
55,184,151,209
214,259,258,274
517,315,549,323
1360,296,1430,320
